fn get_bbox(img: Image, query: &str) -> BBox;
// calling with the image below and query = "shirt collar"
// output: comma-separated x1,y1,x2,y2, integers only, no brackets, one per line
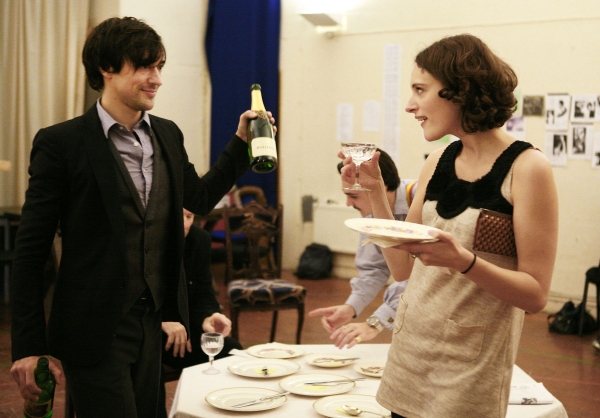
96,99,152,138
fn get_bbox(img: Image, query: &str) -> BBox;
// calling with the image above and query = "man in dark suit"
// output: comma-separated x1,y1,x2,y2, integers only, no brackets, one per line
9,17,274,417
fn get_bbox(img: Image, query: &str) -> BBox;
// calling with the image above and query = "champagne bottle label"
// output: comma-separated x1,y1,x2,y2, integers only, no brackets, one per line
24,400,52,418
250,137,277,159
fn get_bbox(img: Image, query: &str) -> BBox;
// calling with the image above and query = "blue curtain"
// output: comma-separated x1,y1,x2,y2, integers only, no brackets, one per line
205,0,281,206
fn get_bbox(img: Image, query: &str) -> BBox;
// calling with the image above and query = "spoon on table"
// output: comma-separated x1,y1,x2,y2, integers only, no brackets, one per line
341,404,390,417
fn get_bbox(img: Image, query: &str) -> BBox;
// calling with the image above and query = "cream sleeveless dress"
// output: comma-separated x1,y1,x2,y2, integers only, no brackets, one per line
376,141,532,418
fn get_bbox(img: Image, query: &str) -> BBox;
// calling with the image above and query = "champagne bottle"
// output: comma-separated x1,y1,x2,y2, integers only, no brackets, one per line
247,84,278,173
24,357,55,418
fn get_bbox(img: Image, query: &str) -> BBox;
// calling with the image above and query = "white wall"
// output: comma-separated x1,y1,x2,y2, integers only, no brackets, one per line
279,0,600,311
87,0,600,311
88,0,211,172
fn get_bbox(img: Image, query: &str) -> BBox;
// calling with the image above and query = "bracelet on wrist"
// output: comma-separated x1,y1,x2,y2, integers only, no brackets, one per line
461,253,477,274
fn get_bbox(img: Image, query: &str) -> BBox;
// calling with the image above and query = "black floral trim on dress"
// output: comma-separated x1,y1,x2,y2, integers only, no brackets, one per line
425,140,533,219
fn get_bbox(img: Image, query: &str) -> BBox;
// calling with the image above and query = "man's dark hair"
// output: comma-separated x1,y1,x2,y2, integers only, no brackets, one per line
415,34,517,134
337,148,400,192
82,17,166,91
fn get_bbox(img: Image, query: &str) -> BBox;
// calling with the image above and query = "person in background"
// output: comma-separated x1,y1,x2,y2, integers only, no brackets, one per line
10,16,274,417
308,149,416,348
341,34,558,417
159,209,242,418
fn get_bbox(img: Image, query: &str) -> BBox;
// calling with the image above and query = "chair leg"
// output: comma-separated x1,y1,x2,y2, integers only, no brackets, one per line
578,280,590,338
596,283,600,331
296,303,305,345
270,310,279,342
231,307,240,341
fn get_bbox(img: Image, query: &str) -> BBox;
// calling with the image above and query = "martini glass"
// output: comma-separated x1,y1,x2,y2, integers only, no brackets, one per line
341,143,377,191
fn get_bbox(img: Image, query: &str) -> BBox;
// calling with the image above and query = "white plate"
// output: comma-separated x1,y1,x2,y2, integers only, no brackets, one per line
345,218,439,247
279,373,357,396
313,394,391,418
205,387,287,412
305,354,358,368
353,361,385,378
228,358,300,378
247,343,305,359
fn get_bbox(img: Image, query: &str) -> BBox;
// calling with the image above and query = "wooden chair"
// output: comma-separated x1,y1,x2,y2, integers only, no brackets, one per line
236,185,267,206
224,202,306,344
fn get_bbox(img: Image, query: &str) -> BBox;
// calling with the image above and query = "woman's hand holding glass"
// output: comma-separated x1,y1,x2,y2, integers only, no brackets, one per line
339,149,383,192
341,143,377,191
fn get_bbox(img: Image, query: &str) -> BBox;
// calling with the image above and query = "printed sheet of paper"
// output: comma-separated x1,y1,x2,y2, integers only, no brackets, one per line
545,94,570,131
382,44,401,165
363,100,380,132
337,103,354,142
545,131,568,167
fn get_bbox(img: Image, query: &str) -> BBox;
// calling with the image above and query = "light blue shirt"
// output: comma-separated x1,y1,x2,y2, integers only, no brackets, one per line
345,179,416,329
96,100,154,207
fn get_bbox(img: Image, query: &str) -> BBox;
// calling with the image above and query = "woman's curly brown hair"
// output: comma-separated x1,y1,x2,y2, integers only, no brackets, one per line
415,34,518,134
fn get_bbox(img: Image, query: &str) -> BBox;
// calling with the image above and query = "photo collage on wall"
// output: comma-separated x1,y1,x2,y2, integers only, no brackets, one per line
545,93,600,168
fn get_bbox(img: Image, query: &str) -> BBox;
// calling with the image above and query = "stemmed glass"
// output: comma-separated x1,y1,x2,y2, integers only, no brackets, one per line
341,143,377,191
200,332,224,375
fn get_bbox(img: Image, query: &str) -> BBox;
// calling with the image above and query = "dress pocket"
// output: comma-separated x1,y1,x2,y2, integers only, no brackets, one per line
442,319,485,361
392,295,408,334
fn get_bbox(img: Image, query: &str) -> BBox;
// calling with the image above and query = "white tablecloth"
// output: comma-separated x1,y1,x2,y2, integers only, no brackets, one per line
169,343,568,418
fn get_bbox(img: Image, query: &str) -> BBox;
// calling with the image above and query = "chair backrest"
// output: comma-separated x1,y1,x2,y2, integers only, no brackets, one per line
236,185,268,207
223,201,282,282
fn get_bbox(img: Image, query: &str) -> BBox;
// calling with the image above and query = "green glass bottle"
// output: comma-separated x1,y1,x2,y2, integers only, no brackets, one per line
23,357,55,418
247,84,278,173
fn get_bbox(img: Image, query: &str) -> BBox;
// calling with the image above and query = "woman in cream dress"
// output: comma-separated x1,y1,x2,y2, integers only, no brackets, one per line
337,34,558,418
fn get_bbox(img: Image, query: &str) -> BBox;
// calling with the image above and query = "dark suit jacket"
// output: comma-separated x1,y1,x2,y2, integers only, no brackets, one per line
184,224,222,331
11,105,249,366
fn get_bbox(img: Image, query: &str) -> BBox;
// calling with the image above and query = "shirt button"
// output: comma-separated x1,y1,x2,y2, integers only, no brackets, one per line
134,143,139,147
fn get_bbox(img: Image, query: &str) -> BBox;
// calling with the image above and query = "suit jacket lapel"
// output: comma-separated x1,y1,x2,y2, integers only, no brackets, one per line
79,106,126,236
149,116,183,211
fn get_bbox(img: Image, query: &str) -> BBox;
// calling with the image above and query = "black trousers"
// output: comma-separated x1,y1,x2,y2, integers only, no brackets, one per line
62,300,162,417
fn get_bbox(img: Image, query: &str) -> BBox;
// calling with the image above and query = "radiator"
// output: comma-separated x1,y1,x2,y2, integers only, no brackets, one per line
313,203,359,254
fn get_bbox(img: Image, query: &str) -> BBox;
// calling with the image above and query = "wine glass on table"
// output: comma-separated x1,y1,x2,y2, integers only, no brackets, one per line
341,143,377,191
201,332,224,375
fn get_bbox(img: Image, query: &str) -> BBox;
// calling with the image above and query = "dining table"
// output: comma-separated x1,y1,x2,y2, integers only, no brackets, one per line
169,342,568,418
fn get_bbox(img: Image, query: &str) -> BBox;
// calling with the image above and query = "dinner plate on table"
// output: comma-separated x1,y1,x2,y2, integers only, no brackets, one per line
313,394,391,418
205,387,287,412
228,358,300,378
305,354,359,368
247,343,305,359
353,361,385,378
345,218,439,247
279,373,357,396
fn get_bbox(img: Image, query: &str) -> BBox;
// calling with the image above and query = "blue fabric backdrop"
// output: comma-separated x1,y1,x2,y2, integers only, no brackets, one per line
205,0,281,206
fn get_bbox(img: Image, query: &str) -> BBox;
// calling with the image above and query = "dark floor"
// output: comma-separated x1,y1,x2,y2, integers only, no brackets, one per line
1,269,599,417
